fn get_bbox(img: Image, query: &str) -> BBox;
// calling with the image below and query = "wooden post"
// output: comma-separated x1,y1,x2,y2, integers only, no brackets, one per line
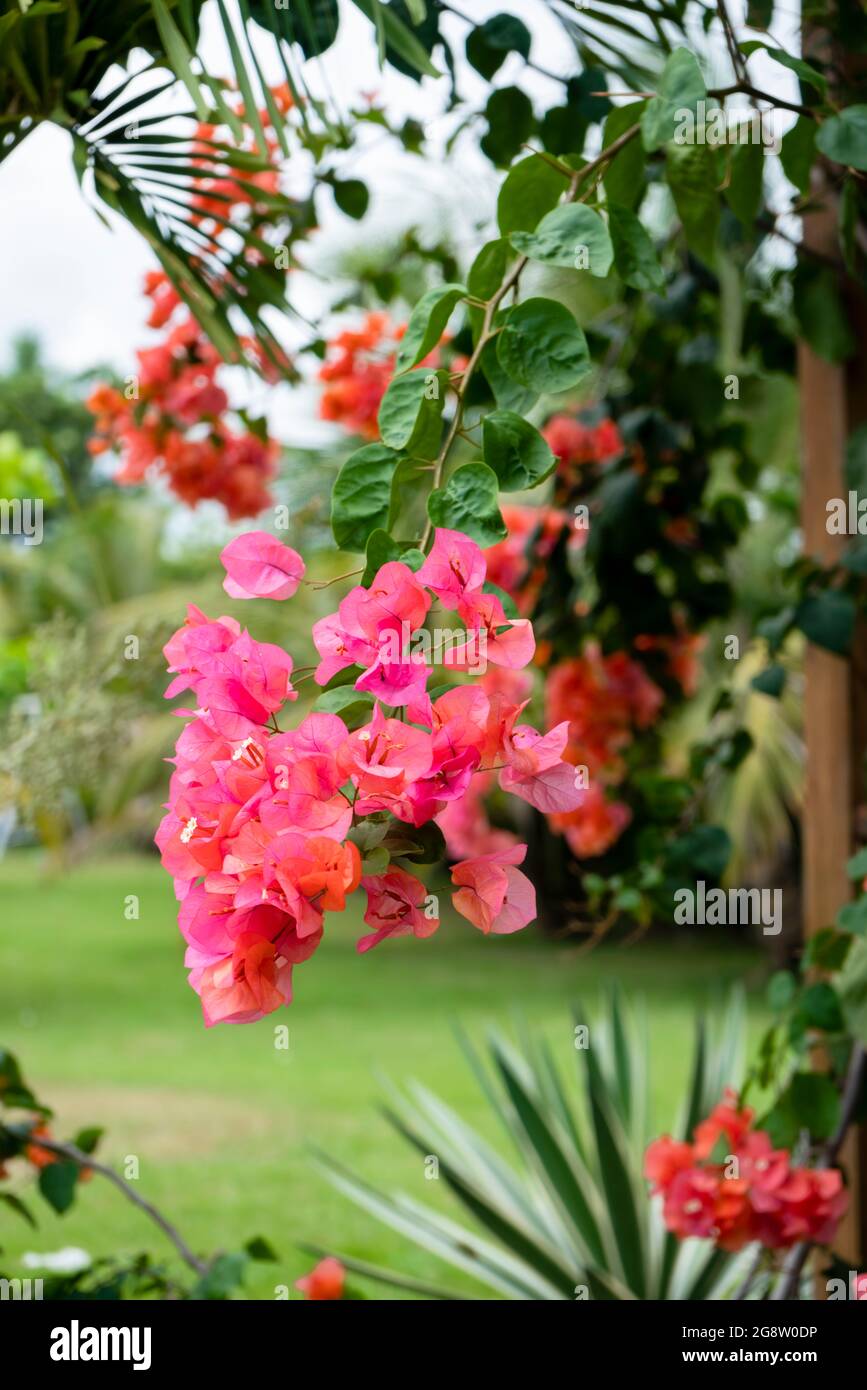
800,130,867,1273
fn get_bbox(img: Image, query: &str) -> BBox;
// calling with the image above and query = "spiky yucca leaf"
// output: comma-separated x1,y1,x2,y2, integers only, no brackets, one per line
312,989,758,1300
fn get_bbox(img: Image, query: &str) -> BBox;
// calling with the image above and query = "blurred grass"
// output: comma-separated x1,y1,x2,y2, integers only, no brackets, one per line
0,852,770,1299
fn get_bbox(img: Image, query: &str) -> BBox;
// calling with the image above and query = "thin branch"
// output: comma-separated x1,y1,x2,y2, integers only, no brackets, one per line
15,1132,207,1276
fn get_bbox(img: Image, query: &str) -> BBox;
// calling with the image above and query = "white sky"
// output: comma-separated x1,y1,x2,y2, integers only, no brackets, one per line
0,0,800,459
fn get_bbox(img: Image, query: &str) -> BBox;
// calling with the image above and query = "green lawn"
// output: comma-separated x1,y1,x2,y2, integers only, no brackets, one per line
0,852,770,1298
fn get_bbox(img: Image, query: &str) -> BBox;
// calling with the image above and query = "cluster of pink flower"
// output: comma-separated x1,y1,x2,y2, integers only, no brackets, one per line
645,1091,848,1252
157,529,585,1025
87,89,296,518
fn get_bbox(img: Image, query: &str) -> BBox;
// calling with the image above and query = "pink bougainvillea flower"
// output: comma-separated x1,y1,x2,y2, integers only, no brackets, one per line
195,932,293,1027
355,560,430,639
499,755,586,815
163,605,241,700
265,833,362,916
355,648,432,708
261,714,353,840
220,530,305,600
358,867,439,952
417,528,486,610
311,590,377,685
496,716,588,814
451,844,536,935
295,1256,345,1300
338,703,433,810
448,590,535,671
196,632,295,739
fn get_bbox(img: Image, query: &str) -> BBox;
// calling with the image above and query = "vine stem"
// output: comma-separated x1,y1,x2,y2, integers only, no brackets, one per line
771,1043,867,1301
13,1131,208,1276
418,123,642,552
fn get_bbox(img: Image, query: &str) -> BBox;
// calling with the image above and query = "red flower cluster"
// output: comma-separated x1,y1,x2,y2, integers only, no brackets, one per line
645,1091,848,1252
318,312,399,439
87,89,296,517
157,529,585,1025
543,644,664,859
484,504,575,615
295,1256,345,1300
88,293,280,518
542,412,624,479
318,311,463,439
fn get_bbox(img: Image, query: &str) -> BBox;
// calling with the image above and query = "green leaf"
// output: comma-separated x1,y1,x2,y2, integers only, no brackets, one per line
383,819,445,865
837,936,867,1046
194,1251,247,1299
496,298,591,395
496,155,565,235
0,1192,36,1227
38,1162,78,1215
794,590,855,656
816,106,867,171
482,410,556,491
313,686,375,726
583,1045,646,1296
740,43,827,94
602,102,646,211
750,664,786,698
351,0,440,78
331,444,400,551
248,0,340,56
378,368,447,454
466,13,531,81
395,284,467,373
245,1235,278,1261
511,204,613,277
484,581,518,619
427,464,507,547
665,142,719,265
468,238,512,301
332,178,369,219
151,0,208,119
607,203,664,291
726,140,764,228
789,1072,841,1140
480,339,539,414
642,48,706,152
481,87,534,167
836,897,867,937
71,1127,103,1155
666,825,732,879
490,1040,607,1270
767,970,796,1011
846,848,867,879
780,117,817,196
362,845,391,875
804,928,853,972
746,0,773,24
361,527,401,583
797,982,844,1033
